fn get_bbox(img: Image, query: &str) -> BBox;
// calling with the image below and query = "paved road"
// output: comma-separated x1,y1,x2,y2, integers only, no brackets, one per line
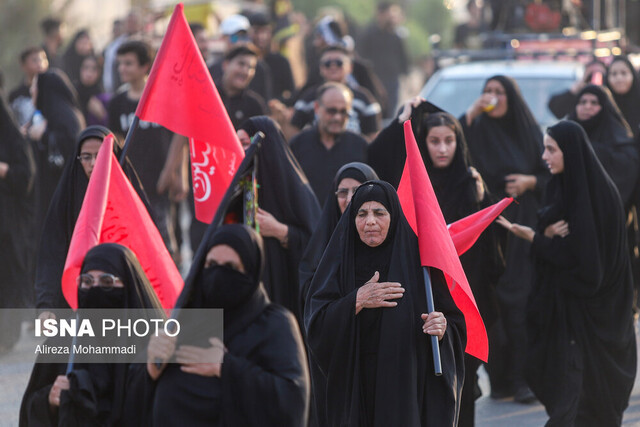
2,322,640,426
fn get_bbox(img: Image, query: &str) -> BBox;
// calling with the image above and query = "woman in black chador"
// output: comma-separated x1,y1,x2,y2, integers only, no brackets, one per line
568,84,638,208
35,126,149,312
305,180,466,426
0,96,35,352
20,243,163,427
606,55,640,138
460,75,548,401
498,120,637,426
148,224,309,426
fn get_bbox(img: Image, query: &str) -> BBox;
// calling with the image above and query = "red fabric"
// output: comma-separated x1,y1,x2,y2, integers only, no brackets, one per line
61,135,183,309
397,120,488,361
136,3,244,223
449,197,513,256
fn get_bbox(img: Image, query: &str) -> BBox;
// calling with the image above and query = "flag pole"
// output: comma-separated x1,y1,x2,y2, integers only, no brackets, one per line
119,116,140,166
423,267,443,376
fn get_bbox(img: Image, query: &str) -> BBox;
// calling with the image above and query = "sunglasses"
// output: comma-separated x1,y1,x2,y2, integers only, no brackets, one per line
321,58,344,68
322,106,350,117
335,186,359,199
77,273,122,290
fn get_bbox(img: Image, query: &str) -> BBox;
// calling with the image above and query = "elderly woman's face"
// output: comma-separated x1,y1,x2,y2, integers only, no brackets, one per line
205,244,245,273
355,201,390,247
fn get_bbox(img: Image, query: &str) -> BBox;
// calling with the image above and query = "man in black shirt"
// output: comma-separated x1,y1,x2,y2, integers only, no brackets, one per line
290,82,368,203
291,45,381,141
107,40,176,255
9,47,49,126
216,45,268,129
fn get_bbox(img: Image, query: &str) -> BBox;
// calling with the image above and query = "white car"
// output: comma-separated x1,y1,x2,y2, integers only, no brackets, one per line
419,60,585,128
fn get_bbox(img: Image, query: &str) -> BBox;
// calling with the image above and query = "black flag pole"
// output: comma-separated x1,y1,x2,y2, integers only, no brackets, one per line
119,116,140,166
423,266,443,376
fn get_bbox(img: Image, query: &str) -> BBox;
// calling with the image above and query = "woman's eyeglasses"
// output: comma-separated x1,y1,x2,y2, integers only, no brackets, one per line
77,153,98,163
335,186,360,199
77,273,122,289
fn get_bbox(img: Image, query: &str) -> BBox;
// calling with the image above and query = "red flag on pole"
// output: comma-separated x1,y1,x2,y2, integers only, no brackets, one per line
61,135,183,309
135,3,244,223
397,120,488,362
448,197,513,256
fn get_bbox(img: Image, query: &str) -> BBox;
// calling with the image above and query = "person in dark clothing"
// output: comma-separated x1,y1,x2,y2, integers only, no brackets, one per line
62,29,94,86
291,45,382,140
369,97,503,424
305,180,466,426
40,17,64,69
607,56,640,138
498,120,637,426
0,97,36,352
21,243,164,427
31,69,85,241
9,47,48,127
34,126,149,313
290,82,368,203
108,40,176,255
236,116,320,321
567,84,638,208
357,2,409,117
547,58,607,120
147,224,310,426
214,45,268,130
247,12,296,103
461,75,548,403
298,162,378,427
75,55,109,127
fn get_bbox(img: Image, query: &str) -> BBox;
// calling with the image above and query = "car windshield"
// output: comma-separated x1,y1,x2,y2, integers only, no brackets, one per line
421,77,574,128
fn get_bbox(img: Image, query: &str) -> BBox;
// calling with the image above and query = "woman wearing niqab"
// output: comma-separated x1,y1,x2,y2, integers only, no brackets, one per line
499,120,637,426
149,224,309,426
0,97,35,351
460,75,548,400
568,84,638,207
20,243,163,427
35,126,149,311
305,180,466,426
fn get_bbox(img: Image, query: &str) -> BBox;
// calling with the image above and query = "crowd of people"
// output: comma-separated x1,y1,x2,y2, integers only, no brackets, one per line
1,2,639,426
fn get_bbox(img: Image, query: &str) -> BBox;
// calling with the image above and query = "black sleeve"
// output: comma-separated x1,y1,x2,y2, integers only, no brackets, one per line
547,90,577,120
4,134,35,197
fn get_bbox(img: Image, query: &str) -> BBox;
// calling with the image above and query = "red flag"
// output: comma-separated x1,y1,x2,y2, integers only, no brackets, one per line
397,120,488,362
61,135,183,309
136,3,244,223
449,198,513,256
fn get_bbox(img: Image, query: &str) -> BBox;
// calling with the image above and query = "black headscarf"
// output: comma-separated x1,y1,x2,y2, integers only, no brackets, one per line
63,30,93,84
237,116,321,320
606,56,640,137
526,121,636,424
462,75,545,195
568,84,638,206
299,162,378,310
35,126,151,310
74,55,104,122
305,180,466,427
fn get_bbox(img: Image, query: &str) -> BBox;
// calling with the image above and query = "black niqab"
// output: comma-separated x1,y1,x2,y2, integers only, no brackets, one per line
526,121,636,425
305,180,466,427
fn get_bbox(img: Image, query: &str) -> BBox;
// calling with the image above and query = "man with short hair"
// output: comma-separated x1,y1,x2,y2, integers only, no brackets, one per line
217,44,268,129
40,17,64,69
290,82,368,203
9,47,49,126
291,45,381,141
107,40,176,256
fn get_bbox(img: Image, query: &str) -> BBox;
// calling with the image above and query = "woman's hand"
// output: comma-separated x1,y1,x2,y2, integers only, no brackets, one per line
87,96,107,120
469,167,485,202
544,220,569,238
256,208,289,246
397,96,425,123
496,216,535,242
48,375,69,408
465,93,496,125
28,118,47,141
355,271,405,315
421,311,447,341
146,332,177,380
504,174,536,198
0,162,9,179
175,338,225,377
